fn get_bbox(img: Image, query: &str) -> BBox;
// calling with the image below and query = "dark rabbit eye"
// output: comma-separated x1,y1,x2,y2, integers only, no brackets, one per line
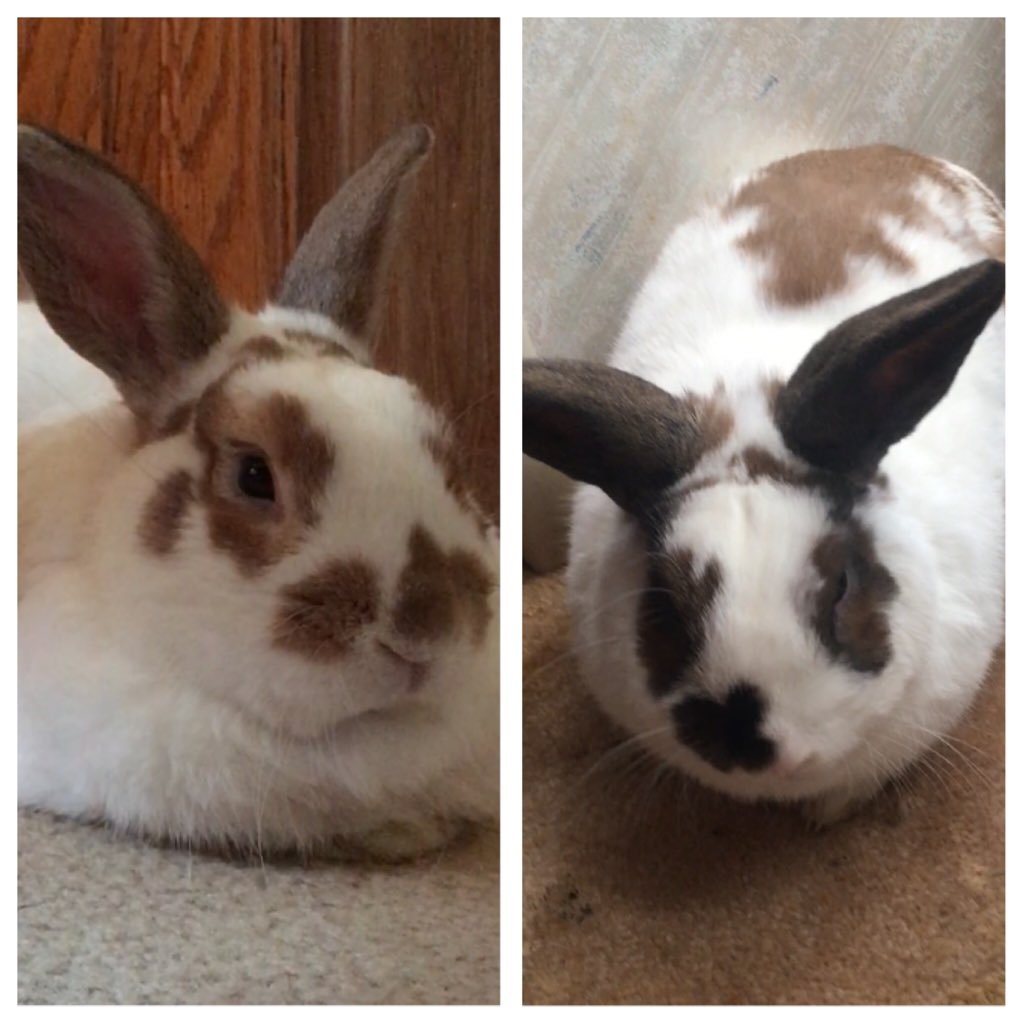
237,453,276,502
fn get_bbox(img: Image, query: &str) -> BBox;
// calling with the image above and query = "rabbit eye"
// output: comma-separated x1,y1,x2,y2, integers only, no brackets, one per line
237,453,276,503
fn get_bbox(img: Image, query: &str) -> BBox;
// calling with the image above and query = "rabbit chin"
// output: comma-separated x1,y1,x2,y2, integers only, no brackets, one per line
228,644,471,744
658,743,870,804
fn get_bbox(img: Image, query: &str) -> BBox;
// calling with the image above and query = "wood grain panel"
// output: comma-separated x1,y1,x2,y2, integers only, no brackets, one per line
332,18,501,517
18,17,499,517
18,18,104,149
159,19,299,308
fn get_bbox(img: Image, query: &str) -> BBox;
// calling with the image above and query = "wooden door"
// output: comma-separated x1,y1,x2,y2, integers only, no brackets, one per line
18,17,500,517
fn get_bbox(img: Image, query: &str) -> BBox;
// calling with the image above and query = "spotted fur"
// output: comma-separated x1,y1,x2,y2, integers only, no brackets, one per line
19,123,498,859
527,145,1003,822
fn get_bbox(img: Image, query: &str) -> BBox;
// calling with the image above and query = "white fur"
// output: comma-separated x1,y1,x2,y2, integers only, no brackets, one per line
19,304,499,857
567,154,1003,819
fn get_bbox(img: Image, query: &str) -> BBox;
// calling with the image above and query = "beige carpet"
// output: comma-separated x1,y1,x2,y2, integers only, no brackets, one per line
523,573,1004,1005
18,812,498,1004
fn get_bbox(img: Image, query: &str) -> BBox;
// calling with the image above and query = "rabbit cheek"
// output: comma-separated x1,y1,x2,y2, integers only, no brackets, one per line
138,469,195,556
272,560,380,661
637,547,722,698
393,524,495,647
422,429,491,536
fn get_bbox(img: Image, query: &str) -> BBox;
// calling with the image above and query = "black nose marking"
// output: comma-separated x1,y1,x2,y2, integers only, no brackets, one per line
671,681,776,772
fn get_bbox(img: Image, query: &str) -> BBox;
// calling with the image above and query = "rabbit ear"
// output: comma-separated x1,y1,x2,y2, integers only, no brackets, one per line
524,358,708,520
776,259,1004,476
18,125,228,420
276,124,432,343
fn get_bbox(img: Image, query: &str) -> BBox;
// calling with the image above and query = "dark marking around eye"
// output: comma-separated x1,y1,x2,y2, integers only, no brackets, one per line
811,524,897,674
637,548,722,697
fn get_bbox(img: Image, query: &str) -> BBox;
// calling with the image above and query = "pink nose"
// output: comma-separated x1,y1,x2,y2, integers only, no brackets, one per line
376,639,431,690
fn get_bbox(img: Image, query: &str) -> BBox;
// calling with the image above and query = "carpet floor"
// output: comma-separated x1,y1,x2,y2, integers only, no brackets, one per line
19,812,498,1004
523,573,1004,1005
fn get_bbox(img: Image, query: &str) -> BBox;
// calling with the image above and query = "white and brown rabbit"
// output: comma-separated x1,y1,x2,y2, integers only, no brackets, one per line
18,124,498,860
525,146,1004,825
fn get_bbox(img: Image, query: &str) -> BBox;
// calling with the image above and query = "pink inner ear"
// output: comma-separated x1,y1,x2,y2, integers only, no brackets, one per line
30,168,150,344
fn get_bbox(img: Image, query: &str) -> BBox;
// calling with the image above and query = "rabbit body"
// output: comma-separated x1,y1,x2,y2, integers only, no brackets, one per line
537,146,1004,822
19,125,498,858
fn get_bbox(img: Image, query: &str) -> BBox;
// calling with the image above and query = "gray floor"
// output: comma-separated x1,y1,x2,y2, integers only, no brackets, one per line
522,17,1004,568
524,17,1004,364
18,811,499,1004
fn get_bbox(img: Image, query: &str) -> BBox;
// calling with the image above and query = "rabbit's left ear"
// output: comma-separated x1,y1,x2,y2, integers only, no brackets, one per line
776,259,1005,476
277,124,432,344
18,125,228,420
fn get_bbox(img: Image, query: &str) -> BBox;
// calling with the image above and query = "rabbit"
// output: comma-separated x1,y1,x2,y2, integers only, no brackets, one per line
524,145,1004,826
18,123,499,861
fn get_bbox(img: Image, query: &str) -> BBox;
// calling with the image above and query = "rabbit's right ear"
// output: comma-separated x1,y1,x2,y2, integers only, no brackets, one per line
18,125,228,420
524,359,706,520
276,124,432,345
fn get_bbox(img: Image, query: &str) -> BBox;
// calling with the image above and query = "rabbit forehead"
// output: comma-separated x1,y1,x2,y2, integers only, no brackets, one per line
228,354,438,448
661,480,897,689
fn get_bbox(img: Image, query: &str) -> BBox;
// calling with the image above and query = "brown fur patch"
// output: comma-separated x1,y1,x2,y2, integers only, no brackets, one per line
734,445,806,487
393,525,494,644
238,335,290,362
729,145,1003,307
810,523,897,674
272,559,380,661
151,400,195,440
686,387,734,453
138,469,194,555
260,393,335,525
422,430,491,535
762,376,784,416
639,549,722,697
282,328,353,360
193,382,335,575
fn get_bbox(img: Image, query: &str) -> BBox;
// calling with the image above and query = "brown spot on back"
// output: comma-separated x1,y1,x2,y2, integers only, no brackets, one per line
393,524,495,645
273,559,380,661
138,469,194,555
810,523,897,674
638,549,722,696
729,145,1003,306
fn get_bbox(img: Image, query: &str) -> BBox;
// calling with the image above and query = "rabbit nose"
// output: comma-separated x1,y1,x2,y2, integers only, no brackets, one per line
671,681,776,772
376,638,432,690
376,638,430,666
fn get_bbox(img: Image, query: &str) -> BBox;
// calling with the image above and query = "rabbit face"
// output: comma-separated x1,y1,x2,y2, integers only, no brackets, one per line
571,406,909,802
107,320,496,741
